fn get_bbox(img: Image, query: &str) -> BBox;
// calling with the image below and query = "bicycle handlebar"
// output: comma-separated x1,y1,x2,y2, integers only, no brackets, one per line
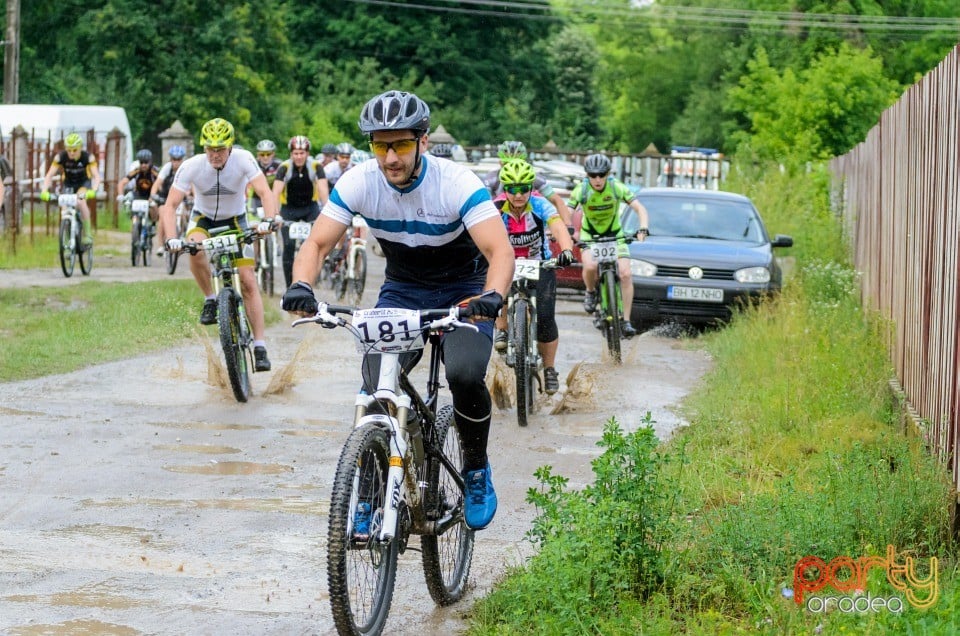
292,303,479,335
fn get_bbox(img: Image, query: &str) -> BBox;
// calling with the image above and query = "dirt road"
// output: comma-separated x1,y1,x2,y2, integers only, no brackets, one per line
0,253,711,635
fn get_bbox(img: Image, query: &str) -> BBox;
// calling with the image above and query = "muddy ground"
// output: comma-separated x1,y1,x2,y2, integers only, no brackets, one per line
0,247,712,635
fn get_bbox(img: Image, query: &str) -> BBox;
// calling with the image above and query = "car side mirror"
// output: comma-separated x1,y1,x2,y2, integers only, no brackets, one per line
772,234,793,248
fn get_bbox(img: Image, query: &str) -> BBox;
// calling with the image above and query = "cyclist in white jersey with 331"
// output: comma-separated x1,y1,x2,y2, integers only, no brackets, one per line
160,117,280,372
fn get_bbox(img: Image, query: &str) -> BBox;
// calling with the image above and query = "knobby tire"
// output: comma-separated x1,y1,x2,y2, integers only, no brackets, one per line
59,217,75,278
218,288,250,403
603,268,622,364
328,423,398,636
78,219,93,275
422,405,475,604
513,299,533,427
130,216,140,266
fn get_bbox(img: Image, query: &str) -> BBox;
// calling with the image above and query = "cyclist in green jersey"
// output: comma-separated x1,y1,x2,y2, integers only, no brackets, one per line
567,153,649,338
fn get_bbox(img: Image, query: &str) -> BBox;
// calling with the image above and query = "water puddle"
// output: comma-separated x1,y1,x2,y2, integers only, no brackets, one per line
5,590,145,610
152,444,241,454
54,524,162,547
0,406,44,417
8,619,140,635
81,496,326,515
163,461,292,475
149,421,262,432
279,429,341,438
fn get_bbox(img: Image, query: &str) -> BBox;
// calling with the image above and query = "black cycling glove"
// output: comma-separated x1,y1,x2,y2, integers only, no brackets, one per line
556,249,575,267
459,290,503,320
282,281,318,314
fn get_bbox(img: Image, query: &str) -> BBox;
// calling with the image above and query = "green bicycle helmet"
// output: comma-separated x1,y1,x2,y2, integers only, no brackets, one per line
199,118,235,148
499,159,536,185
497,140,527,161
65,133,84,149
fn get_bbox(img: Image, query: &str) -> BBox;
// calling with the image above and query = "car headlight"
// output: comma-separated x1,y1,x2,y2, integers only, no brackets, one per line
735,266,771,283
630,259,657,277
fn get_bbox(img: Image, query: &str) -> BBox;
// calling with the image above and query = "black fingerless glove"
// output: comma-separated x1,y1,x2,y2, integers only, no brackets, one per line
281,281,318,314
556,249,575,267
460,290,503,320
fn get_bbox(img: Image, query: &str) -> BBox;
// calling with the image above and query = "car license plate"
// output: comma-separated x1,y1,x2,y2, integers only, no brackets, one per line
668,286,724,302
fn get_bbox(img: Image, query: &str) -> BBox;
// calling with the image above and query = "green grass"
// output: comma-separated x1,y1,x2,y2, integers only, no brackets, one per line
0,279,283,381
468,163,957,635
1,206,134,268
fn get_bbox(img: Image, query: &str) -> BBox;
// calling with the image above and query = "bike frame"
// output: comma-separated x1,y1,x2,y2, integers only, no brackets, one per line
504,259,542,372
296,306,471,541
344,216,367,282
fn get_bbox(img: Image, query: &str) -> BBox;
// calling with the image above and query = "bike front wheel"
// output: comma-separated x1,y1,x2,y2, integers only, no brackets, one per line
328,423,398,636
422,405,475,604
262,235,276,297
512,299,534,427
602,269,623,364
218,288,250,402
78,220,93,276
59,217,76,277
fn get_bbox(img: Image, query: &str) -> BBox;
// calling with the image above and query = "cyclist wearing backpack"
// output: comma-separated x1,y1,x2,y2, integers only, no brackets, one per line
568,153,649,338
271,135,326,288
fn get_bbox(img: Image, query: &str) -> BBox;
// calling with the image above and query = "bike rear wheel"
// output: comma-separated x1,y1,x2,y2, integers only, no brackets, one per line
512,299,534,427
602,269,622,364
422,405,475,604
59,218,75,278
328,423,398,636
218,288,251,402
347,247,367,306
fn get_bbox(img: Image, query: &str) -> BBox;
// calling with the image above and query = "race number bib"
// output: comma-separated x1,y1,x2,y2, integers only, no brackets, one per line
58,194,78,207
287,221,311,241
352,308,424,353
131,199,150,214
201,233,240,255
513,258,540,281
589,242,619,263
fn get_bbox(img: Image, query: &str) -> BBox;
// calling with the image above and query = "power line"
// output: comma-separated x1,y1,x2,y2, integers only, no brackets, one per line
340,0,960,36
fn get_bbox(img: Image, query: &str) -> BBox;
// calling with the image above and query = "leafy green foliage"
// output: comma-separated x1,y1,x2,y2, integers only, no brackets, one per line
474,416,682,633
727,44,901,163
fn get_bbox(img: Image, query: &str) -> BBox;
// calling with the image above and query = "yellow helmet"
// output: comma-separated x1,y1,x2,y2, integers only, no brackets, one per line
65,133,84,149
199,118,235,148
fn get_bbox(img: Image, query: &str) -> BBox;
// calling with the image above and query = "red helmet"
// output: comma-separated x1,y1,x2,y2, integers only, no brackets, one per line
288,135,311,151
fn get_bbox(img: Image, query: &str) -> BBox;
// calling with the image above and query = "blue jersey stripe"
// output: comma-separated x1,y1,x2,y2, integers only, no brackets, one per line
328,188,355,215
459,187,492,218
363,216,462,237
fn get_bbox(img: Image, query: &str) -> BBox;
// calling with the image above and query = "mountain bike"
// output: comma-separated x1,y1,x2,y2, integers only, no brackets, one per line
582,236,630,364
182,225,272,402
125,195,154,267
57,192,93,278
253,206,281,295
164,195,192,275
503,257,558,427
329,215,368,306
293,304,477,636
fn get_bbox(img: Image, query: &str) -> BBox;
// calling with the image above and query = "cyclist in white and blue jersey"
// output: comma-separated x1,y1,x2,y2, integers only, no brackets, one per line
282,90,514,531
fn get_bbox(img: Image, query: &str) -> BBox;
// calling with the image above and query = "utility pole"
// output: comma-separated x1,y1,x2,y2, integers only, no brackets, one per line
3,0,20,104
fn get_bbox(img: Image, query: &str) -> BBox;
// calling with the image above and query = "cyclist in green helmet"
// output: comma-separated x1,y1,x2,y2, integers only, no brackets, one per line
567,153,649,338
40,133,102,246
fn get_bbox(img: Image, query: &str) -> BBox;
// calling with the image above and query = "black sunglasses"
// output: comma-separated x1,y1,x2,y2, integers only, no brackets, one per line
587,172,608,179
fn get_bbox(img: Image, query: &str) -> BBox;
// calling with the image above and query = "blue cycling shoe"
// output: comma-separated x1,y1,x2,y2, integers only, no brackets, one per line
463,463,497,530
353,502,372,540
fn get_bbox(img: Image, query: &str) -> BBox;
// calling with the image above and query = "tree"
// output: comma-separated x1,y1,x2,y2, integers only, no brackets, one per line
726,43,901,164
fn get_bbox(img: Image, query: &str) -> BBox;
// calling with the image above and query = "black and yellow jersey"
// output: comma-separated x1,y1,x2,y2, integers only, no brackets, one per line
52,150,98,189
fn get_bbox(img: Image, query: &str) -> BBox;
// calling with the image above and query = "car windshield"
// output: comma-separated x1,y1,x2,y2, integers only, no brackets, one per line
636,196,766,243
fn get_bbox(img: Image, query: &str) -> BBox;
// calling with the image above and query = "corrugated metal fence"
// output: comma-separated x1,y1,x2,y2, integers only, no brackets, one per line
829,44,960,492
